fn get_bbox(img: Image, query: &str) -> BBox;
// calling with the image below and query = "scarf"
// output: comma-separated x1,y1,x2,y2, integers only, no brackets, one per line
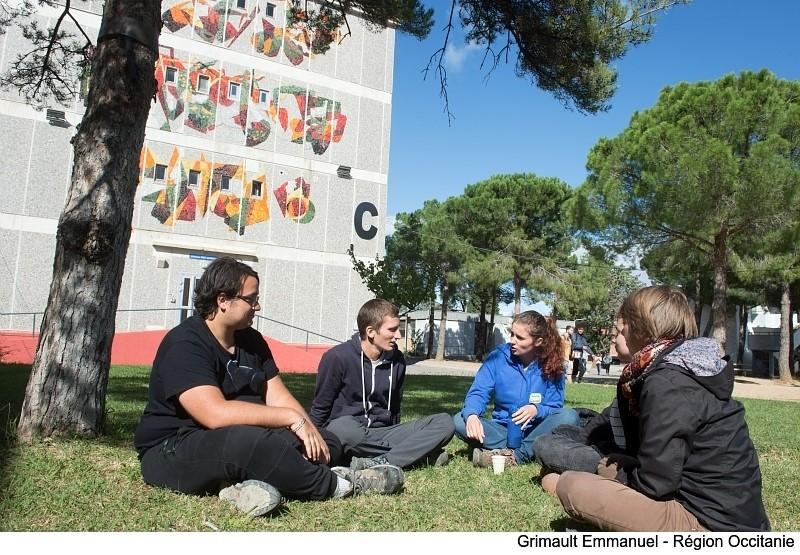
618,337,682,416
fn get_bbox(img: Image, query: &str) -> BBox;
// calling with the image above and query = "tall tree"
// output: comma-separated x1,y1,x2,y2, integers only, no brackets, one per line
417,199,471,361
13,1,161,440
453,174,573,314
314,0,689,116
571,70,800,350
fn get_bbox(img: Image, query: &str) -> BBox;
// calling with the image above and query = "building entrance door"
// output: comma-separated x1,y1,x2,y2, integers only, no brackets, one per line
176,274,201,324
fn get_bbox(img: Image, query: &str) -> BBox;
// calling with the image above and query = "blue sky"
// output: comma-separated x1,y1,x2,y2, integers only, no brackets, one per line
387,0,800,221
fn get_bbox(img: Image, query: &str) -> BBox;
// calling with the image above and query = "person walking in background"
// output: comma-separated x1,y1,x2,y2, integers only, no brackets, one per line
561,326,573,378
134,258,404,519
601,352,613,375
453,311,580,469
311,299,455,470
570,324,593,383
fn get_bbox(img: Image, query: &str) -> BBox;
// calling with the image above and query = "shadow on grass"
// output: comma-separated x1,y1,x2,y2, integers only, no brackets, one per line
1,367,477,453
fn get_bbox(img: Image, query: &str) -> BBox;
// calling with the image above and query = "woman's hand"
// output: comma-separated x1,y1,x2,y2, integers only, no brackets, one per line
511,404,538,428
292,419,331,464
465,414,485,443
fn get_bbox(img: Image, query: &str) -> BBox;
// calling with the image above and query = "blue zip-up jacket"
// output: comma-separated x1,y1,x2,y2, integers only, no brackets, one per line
460,343,565,428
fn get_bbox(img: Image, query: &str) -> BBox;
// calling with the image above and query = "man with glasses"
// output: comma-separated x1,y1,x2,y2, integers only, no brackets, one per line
134,257,404,518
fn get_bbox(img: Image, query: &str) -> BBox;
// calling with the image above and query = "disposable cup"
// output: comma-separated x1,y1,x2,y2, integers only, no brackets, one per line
491,454,505,475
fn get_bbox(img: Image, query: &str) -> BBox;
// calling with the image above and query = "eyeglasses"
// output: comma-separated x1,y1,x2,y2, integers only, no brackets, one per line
235,294,260,308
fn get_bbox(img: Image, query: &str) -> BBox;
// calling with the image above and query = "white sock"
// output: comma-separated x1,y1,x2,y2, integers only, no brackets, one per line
332,475,353,498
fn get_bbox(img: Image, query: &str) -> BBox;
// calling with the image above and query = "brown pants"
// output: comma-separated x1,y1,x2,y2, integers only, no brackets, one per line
555,466,709,532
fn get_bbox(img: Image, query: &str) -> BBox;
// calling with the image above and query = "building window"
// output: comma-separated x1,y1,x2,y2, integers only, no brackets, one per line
165,66,178,84
266,3,276,17
251,180,263,198
220,175,231,191
236,0,246,8
228,82,240,100
197,74,210,94
258,88,269,104
188,170,201,188
154,164,167,181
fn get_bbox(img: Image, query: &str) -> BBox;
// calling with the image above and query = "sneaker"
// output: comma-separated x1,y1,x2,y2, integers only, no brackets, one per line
349,454,390,471
332,464,404,496
472,447,516,468
219,480,283,518
432,449,450,467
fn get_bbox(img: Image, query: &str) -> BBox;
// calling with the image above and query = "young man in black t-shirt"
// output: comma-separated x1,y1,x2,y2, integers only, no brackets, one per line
134,257,404,517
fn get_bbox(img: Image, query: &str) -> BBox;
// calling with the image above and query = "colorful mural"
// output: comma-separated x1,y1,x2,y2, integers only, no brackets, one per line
163,1,259,48
139,146,316,235
162,0,333,67
270,86,347,154
274,177,315,224
154,55,187,132
153,55,346,153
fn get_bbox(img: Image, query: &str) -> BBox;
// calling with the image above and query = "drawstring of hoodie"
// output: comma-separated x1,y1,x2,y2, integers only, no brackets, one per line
360,349,394,427
360,351,371,427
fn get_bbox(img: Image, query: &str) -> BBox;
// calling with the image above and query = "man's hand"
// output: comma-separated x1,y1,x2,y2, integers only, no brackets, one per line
292,419,330,464
465,414,485,443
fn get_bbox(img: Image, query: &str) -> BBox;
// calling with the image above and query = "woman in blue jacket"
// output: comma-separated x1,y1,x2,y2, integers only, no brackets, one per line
454,311,580,468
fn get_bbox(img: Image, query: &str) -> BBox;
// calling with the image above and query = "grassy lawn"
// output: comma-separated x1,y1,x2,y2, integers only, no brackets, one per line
0,363,797,531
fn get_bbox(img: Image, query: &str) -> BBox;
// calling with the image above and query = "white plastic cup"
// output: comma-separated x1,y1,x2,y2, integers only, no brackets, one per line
491,454,505,475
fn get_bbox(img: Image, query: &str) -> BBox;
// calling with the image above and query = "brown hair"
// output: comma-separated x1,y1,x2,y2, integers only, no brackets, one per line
616,285,698,345
512,311,564,381
357,299,399,338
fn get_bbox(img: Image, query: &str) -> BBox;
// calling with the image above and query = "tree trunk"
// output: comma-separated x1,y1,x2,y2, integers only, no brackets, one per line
475,297,488,361
435,282,449,361
711,225,729,349
778,280,792,381
736,305,747,365
17,1,161,441
513,275,522,315
694,271,703,331
486,287,497,356
426,302,435,359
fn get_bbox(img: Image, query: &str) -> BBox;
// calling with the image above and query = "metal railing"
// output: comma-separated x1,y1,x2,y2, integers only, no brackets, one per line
0,309,344,351
255,315,343,350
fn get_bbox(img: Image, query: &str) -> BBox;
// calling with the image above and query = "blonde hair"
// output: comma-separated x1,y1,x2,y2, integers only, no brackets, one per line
617,285,698,345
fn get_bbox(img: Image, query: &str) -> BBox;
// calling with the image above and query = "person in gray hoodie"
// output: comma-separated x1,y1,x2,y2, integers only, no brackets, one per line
551,285,770,532
310,299,455,470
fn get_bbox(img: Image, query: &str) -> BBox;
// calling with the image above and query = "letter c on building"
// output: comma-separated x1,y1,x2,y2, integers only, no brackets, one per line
354,202,378,240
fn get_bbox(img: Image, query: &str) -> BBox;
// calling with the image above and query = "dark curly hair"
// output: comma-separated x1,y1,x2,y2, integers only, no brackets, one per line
512,311,564,381
193,257,259,319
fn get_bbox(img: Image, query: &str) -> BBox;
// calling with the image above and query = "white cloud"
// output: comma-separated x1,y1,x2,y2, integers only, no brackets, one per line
385,214,396,236
443,41,481,73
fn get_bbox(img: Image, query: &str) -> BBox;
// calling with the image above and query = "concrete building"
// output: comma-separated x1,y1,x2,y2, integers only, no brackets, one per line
0,1,393,344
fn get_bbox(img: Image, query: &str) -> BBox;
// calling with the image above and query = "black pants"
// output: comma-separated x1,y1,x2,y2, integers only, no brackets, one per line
571,358,587,382
140,425,342,500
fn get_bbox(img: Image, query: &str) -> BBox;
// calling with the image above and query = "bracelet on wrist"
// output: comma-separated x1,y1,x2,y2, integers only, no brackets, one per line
290,417,306,433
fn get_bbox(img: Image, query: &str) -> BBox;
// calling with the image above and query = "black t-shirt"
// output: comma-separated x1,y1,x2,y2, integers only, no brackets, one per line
133,315,279,456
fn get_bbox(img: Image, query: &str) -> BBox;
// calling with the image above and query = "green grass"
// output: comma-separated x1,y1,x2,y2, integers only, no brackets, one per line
0,364,797,531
